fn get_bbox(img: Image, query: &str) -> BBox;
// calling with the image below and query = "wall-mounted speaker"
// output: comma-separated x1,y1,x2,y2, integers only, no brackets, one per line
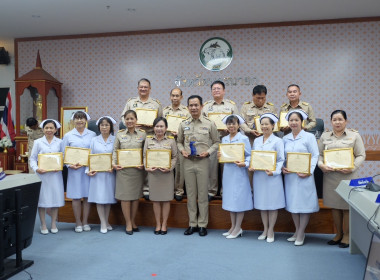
0,47,10,65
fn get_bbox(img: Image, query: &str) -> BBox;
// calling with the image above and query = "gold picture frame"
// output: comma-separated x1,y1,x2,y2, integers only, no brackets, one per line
60,106,88,138
324,148,354,169
219,143,245,163
38,152,63,171
135,108,158,127
254,116,279,133
146,149,172,169
286,152,311,174
63,147,91,166
250,150,277,171
117,149,143,168
89,153,112,172
166,115,187,133
279,111,305,128
207,113,229,130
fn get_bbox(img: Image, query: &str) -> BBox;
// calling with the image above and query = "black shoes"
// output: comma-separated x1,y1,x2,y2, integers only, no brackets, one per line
339,243,349,248
327,238,343,245
143,195,150,201
154,230,161,235
161,230,167,235
199,227,207,236
125,230,133,235
184,227,199,235
175,195,183,201
132,227,140,232
208,195,214,202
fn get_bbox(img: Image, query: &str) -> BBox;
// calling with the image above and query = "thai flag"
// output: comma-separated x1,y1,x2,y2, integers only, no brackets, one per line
0,89,16,142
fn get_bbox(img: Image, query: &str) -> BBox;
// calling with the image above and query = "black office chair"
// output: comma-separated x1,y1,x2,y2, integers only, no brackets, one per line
309,118,324,139
87,120,100,135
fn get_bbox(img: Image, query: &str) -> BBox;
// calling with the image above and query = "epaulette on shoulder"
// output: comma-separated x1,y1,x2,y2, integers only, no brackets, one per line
168,136,175,139
227,99,236,105
244,101,251,105
127,97,134,102
138,128,145,132
204,100,212,105
118,129,125,132
302,102,309,106
146,135,153,138
267,102,274,106
324,128,330,132
154,98,161,105
349,128,358,133
281,103,288,107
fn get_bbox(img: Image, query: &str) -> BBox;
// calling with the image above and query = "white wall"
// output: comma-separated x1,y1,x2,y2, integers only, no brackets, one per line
0,38,15,120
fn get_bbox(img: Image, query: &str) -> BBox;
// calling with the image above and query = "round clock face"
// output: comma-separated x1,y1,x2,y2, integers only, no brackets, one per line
199,37,233,71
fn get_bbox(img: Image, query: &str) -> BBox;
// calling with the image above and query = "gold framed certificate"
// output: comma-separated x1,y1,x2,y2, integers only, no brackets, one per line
324,148,354,169
166,115,187,133
207,113,229,130
89,153,112,172
279,111,305,128
146,149,171,169
250,150,277,171
64,147,90,166
254,116,279,133
38,153,63,171
219,144,245,163
117,149,142,168
286,152,311,174
135,108,158,126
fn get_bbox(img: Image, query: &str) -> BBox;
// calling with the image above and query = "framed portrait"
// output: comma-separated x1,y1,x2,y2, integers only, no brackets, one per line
117,149,143,168
89,153,112,172
324,148,354,169
286,152,311,174
250,150,277,171
219,143,245,163
60,106,88,138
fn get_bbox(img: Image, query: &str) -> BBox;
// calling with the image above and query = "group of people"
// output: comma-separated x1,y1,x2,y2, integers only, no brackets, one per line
28,78,366,248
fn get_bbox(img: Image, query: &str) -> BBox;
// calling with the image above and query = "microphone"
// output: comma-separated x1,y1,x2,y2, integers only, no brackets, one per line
366,174,380,192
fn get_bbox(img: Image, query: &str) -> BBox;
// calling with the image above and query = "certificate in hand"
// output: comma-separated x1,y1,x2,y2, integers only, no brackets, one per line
117,149,142,168
166,115,187,133
279,111,305,128
254,116,279,133
250,150,277,171
219,144,245,163
38,153,63,171
208,113,229,130
286,152,311,174
64,147,90,166
89,153,112,172
146,149,171,169
135,108,158,126
324,148,354,169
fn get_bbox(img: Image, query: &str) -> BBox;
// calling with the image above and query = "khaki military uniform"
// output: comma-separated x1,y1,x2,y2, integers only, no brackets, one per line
143,135,178,201
177,116,220,228
163,104,190,196
120,96,163,135
318,128,366,209
280,100,316,131
26,126,44,173
202,99,238,196
112,129,146,201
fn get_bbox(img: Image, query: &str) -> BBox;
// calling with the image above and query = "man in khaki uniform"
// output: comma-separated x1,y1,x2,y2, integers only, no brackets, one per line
120,78,162,199
240,85,277,145
177,95,220,236
26,117,44,173
202,80,238,199
163,88,190,201
280,84,316,134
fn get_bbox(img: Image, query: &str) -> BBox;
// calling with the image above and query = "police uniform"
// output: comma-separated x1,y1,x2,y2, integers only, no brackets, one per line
280,101,316,131
112,128,146,201
143,135,178,201
26,126,44,173
163,104,190,197
318,128,366,209
177,116,220,228
120,96,163,135
120,96,162,197
202,99,238,197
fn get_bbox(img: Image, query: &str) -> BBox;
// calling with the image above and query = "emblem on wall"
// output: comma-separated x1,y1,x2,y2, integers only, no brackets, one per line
199,37,233,71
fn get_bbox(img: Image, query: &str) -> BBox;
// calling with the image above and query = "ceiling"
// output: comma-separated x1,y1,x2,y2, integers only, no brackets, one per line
0,0,379,38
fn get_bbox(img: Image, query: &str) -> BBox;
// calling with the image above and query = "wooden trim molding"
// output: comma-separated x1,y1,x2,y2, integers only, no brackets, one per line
365,150,380,161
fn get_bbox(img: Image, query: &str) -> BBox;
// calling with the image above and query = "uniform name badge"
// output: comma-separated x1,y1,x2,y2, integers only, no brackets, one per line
324,147,354,169
286,152,311,174
135,108,158,126
219,144,245,163
38,153,63,171
117,149,142,168
250,150,277,171
64,147,91,166
89,153,112,172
